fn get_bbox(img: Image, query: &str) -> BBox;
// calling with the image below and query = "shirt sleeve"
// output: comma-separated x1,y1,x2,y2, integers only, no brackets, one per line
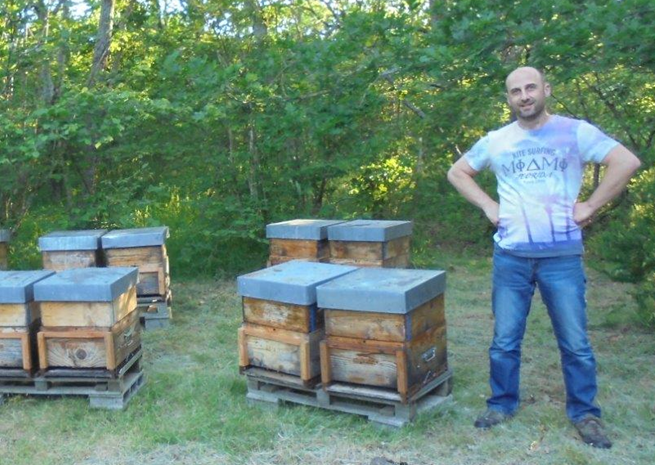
463,135,491,172
577,120,619,164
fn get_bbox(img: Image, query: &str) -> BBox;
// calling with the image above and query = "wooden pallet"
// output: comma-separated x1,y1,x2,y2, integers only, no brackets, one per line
137,292,172,329
0,347,145,410
245,367,453,427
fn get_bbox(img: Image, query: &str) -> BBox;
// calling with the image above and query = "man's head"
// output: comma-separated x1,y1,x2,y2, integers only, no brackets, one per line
505,67,551,126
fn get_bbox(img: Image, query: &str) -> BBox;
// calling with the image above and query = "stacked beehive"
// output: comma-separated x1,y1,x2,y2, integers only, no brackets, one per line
0,271,55,375
33,267,141,372
317,268,448,404
265,219,344,266
0,230,11,270
39,230,107,271
101,227,171,329
237,261,357,386
327,220,412,268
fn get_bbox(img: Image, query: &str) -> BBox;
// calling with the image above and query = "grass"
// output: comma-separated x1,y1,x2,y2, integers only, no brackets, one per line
1,249,654,465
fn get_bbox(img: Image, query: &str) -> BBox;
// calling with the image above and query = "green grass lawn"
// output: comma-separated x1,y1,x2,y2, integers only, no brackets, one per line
1,251,653,465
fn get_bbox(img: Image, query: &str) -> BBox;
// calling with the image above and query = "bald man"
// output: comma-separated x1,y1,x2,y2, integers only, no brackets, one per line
448,67,641,448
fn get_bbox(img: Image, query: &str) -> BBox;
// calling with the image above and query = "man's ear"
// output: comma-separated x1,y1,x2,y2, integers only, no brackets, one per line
544,82,551,97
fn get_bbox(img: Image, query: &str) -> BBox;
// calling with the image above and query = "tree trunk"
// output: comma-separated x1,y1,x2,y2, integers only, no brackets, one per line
87,0,115,87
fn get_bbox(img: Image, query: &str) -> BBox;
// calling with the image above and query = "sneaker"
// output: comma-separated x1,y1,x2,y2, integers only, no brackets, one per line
574,415,612,449
474,408,513,429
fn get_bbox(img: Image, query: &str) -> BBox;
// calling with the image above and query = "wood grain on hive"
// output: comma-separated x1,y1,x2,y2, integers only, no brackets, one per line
101,227,170,298
33,267,141,371
237,261,357,385
327,220,412,268
39,229,107,271
266,219,344,266
317,267,447,403
0,270,55,372
0,230,10,270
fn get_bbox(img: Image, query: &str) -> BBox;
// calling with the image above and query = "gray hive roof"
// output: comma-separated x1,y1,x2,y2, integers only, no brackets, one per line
237,261,358,305
38,229,108,251
34,267,138,302
317,267,446,314
326,220,413,242
101,226,169,249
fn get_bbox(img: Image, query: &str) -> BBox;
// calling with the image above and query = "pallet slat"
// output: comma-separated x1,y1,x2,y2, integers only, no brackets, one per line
245,368,453,427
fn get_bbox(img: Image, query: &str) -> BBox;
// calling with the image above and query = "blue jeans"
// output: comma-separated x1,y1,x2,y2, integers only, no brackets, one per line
488,246,601,422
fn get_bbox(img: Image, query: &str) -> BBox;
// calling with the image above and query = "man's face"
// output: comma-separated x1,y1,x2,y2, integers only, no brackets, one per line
505,68,551,122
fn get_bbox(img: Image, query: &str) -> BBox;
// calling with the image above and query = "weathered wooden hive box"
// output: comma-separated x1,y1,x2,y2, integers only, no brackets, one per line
237,261,357,385
0,230,10,270
327,220,412,268
101,227,170,298
266,219,344,266
0,270,55,372
39,229,107,271
33,267,140,371
317,268,447,403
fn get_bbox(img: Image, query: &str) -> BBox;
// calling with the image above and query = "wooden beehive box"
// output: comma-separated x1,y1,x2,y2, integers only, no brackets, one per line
34,267,139,328
37,310,140,371
266,219,345,266
0,270,55,372
0,230,10,270
101,227,170,298
39,229,107,271
317,268,447,403
237,261,357,384
33,267,140,371
237,261,357,332
327,220,412,268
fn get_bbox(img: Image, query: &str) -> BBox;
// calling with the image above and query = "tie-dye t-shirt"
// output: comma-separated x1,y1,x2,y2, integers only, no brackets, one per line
465,115,618,257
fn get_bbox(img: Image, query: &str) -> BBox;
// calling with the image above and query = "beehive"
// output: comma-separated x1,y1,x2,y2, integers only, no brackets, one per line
101,227,170,298
327,220,412,268
317,268,447,403
0,270,55,372
237,261,357,384
266,219,344,266
33,267,140,370
0,230,11,270
39,229,107,271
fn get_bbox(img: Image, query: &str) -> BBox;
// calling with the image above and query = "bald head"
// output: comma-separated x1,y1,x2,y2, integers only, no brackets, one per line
505,67,546,93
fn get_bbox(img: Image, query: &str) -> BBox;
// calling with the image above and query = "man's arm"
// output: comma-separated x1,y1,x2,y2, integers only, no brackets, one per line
447,157,499,226
574,144,642,226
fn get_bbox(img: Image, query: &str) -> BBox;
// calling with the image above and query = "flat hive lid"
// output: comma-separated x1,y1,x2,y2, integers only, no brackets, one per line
266,219,345,240
237,261,358,305
0,229,10,243
38,229,108,251
317,268,446,314
34,267,138,302
0,270,56,303
326,220,413,242
101,226,169,249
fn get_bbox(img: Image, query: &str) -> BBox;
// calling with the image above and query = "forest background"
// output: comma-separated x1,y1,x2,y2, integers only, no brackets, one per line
1,0,654,326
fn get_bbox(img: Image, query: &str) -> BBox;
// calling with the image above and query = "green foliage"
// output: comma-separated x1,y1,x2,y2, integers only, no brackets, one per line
1,0,654,324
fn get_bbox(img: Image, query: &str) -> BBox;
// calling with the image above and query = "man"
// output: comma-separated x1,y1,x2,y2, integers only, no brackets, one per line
447,66,641,448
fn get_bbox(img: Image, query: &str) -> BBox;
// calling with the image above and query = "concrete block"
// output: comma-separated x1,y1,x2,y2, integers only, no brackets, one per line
266,220,345,240
0,230,10,243
34,267,138,302
0,270,56,303
101,227,169,249
237,261,358,305
316,268,446,314
38,230,108,251
326,220,413,242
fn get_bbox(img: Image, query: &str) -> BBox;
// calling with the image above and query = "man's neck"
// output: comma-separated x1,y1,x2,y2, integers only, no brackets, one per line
517,112,551,130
